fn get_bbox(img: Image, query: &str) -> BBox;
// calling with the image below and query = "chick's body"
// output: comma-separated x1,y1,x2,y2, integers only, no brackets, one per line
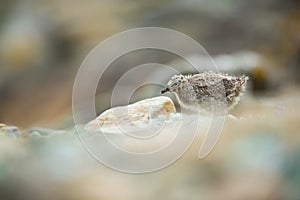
161,71,248,112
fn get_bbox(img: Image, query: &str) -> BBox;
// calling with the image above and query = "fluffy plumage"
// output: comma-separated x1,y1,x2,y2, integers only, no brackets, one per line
161,71,249,112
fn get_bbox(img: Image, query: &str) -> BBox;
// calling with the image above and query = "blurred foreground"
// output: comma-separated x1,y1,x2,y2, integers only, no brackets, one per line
1,87,300,199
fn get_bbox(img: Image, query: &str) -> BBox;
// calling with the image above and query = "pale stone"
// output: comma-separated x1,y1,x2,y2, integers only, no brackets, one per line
0,123,21,138
85,96,177,133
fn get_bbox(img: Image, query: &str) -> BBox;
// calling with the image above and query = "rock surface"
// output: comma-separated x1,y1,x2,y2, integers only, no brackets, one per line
85,96,178,133
0,123,21,138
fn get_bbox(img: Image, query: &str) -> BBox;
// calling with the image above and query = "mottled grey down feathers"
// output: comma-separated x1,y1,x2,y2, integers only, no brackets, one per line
161,71,249,112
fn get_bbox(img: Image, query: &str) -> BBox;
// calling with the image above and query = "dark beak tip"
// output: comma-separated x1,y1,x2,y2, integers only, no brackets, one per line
161,88,169,94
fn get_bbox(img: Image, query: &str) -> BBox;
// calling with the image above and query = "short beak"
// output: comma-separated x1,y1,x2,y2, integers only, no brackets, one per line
161,88,170,94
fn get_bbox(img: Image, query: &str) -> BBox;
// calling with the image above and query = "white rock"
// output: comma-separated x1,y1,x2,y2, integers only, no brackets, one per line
85,96,177,134
0,123,21,138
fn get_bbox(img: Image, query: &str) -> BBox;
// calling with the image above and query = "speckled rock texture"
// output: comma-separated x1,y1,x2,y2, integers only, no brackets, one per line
85,96,178,133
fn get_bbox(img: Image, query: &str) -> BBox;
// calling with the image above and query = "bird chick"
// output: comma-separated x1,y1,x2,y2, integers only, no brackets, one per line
161,71,249,113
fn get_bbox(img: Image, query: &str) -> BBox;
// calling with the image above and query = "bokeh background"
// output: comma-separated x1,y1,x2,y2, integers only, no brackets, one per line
1,0,300,199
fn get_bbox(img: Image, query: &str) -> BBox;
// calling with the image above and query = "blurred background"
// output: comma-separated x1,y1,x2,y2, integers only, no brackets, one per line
1,0,300,199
